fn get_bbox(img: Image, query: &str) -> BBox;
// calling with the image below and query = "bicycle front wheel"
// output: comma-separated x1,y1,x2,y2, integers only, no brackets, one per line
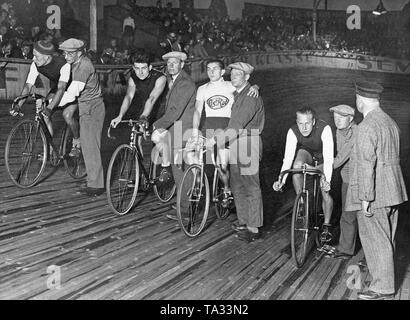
5,119,47,188
212,169,232,220
152,148,176,202
291,192,310,268
62,126,86,180
176,164,210,237
106,145,139,215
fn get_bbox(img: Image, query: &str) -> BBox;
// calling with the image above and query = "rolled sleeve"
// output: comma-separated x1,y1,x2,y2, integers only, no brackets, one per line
26,62,39,85
321,125,334,183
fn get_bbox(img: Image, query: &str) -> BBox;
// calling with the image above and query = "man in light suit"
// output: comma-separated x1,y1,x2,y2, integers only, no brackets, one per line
346,81,408,300
151,51,197,219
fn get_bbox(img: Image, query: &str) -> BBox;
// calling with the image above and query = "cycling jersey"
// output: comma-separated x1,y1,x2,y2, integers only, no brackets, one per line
196,78,235,131
128,69,165,121
281,119,334,183
26,56,71,94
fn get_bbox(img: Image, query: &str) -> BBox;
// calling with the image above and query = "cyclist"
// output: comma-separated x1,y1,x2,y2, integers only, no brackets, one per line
14,40,80,157
190,59,259,202
110,51,167,131
272,106,334,243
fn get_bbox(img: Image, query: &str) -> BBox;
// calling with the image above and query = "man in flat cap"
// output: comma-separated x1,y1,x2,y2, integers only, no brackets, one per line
57,38,106,196
15,40,80,158
346,81,407,300
151,51,196,217
206,62,265,242
324,104,359,260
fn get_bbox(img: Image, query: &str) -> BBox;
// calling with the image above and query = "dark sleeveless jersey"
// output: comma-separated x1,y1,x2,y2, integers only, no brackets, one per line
128,69,165,121
291,119,328,162
37,55,71,93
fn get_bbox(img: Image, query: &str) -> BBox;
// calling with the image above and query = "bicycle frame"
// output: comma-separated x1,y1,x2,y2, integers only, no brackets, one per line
279,165,325,232
13,93,62,159
108,120,154,186
179,137,225,204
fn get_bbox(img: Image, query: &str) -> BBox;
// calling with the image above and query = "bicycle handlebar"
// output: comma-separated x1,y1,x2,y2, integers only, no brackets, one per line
107,119,150,140
274,165,325,192
10,93,47,117
175,135,219,167
278,167,324,180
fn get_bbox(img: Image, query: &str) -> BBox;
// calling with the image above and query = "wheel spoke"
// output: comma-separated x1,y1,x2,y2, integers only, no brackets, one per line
106,145,139,215
5,120,47,188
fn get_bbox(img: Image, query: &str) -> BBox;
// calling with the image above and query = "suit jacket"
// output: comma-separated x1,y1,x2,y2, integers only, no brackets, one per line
153,69,196,141
345,108,408,211
215,83,265,168
334,122,357,184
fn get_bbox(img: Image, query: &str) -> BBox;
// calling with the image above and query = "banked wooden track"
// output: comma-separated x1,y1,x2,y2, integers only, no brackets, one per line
0,67,409,300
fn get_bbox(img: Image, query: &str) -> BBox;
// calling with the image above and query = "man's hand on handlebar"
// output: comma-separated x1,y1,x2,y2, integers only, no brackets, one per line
205,137,216,149
9,104,23,117
35,98,44,112
110,116,122,128
139,115,149,129
272,180,285,192
41,107,53,119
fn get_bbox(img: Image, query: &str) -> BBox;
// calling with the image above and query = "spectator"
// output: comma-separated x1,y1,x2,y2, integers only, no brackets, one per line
347,81,408,300
0,39,12,57
11,39,32,59
122,12,135,49
191,37,208,59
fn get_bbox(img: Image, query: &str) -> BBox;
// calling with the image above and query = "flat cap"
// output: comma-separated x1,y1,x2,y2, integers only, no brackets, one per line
59,38,85,52
33,40,54,55
329,104,355,116
355,81,383,99
228,62,254,75
162,51,187,61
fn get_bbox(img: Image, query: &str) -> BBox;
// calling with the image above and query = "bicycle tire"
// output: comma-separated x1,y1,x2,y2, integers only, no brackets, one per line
5,119,47,188
106,144,139,215
152,148,176,202
213,169,231,220
291,192,310,268
62,126,87,180
176,164,210,237
314,189,325,248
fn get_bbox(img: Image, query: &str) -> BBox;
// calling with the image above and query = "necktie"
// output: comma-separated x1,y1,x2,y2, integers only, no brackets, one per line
168,78,174,90
233,91,239,100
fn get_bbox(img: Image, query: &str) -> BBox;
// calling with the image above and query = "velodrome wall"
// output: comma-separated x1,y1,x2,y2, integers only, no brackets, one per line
1,51,409,100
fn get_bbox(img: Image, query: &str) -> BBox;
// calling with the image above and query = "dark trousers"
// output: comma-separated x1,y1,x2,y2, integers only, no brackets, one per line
338,182,358,255
229,136,263,229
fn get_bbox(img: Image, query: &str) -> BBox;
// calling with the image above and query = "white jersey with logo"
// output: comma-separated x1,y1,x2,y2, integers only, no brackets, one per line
196,78,235,118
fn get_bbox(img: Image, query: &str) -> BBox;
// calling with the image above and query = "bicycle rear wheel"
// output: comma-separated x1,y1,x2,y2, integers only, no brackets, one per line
212,169,232,220
176,164,210,237
314,190,325,248
62,126,86,179
106,144,139,215
5,119,47,188
291,192,310,268
152,148,176,202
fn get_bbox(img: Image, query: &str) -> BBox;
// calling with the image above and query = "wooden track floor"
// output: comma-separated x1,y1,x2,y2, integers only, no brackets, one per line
0,105,408,300
1,66,409,300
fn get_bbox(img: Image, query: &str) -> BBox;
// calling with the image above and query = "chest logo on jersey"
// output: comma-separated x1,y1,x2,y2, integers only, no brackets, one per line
206,95,229,110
